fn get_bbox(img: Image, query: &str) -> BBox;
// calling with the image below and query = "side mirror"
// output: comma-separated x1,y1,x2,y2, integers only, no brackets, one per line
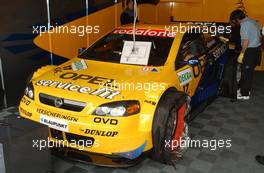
78,47,86,55
188,58,199,65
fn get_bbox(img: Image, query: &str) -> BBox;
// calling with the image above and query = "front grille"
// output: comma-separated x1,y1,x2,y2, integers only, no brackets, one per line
50,128,64,140
65,133,95,148
39,93,86,112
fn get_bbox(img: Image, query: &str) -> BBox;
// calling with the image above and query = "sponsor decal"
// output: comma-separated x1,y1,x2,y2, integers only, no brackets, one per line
151,68,159,72
37,108,78,122
191,58,205,78
103,79,118,89
142,66,150,71
40,114,68,132
59,72,112,85
211,44,227,59
142,66,159,72
21,97,31,105
54,65,72,74
177,68,192,86
93,117,118,125
113,28,176,38
20,107,32,117
82,129,118,137
71,60,88,71
144,100,157,106
35,80,120,99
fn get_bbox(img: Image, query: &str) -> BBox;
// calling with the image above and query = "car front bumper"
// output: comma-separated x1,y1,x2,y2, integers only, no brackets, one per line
19,95,153,158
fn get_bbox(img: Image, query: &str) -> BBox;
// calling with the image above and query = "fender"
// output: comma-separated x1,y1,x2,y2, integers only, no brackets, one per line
139,86,178,133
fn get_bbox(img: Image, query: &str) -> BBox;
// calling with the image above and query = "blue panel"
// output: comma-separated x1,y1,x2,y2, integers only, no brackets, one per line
4,44,37,54
191,82,219,107
28,52,50,60
191,49,234,107
3,34,35,41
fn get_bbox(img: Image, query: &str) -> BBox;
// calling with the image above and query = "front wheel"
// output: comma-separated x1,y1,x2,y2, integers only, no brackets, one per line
152,89,191,165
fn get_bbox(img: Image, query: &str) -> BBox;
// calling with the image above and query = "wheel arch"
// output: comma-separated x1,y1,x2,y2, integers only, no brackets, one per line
31,65,57,81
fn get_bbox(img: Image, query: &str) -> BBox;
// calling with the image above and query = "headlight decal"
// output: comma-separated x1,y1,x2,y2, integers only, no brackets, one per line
92,100,140,117
24,82,34,100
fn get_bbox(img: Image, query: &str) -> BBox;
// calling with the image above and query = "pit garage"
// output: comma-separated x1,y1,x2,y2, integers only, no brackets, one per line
0,0,264,173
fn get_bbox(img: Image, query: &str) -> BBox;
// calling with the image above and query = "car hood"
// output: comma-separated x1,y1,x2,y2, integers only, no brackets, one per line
32,58,167,104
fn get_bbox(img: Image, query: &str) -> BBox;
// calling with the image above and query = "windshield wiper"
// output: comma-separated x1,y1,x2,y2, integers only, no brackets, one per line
113,51,122,55
152,40,156,50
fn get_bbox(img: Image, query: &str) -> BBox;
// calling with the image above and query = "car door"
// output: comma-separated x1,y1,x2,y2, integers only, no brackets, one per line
175,33,207,96
198,34,227,89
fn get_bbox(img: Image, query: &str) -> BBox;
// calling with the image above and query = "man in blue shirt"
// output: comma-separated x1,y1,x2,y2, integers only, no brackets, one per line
230,10,262,100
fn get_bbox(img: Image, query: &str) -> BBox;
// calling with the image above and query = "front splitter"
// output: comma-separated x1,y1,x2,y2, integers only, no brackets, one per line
51,147,150,168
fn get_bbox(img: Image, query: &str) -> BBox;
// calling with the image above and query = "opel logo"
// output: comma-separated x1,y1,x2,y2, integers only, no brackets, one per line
54,98,63,108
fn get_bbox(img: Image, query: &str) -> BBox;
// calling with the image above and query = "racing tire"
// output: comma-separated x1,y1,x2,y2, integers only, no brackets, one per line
151,88,190,165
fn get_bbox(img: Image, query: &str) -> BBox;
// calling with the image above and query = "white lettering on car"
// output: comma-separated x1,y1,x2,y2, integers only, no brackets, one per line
35,80,120,99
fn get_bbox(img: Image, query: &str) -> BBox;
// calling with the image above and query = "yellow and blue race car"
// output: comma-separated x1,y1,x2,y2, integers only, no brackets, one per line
19,24,234,167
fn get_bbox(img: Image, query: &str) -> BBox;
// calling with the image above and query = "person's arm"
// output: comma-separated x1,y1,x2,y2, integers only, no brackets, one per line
237,23,249,63
237,39,248,63
241,39,249,53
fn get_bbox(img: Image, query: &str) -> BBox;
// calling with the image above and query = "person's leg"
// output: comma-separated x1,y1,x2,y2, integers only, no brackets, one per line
240,64,254,96
239,64,250,96
239,48,258,97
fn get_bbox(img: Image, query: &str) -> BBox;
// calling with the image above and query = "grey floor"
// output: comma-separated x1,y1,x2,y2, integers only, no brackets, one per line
0,72,264,173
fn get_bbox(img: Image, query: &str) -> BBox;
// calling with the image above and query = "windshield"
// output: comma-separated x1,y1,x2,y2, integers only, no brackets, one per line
79,28,175,66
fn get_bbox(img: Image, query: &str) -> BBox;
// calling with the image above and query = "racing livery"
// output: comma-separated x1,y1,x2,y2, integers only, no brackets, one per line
19,24,232,166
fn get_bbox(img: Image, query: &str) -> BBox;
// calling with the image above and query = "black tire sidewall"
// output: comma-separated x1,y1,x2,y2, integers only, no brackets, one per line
151,88,187,164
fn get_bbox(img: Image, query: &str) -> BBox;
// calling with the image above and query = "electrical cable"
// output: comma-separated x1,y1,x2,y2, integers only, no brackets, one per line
86,0,89,16
0,57,7,108
46,0,54,65
132,0,138,52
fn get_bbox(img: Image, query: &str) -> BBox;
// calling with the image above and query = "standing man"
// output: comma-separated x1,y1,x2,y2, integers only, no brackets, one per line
120,0,137,25
230,10,262,100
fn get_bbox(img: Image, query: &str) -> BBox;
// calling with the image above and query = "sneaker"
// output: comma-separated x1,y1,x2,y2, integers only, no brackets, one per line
256,155,264,165
237,89,241,96
237,89,251,97
237,95,250,100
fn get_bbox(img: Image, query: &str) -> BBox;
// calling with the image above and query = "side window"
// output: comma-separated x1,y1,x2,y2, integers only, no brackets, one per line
175,33,206,70
204,34,219,49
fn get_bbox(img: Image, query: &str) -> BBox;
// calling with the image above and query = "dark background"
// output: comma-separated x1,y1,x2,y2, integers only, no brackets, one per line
0,0,116,107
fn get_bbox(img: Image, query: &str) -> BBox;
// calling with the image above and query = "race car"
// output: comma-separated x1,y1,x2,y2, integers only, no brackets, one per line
19,24,234,167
